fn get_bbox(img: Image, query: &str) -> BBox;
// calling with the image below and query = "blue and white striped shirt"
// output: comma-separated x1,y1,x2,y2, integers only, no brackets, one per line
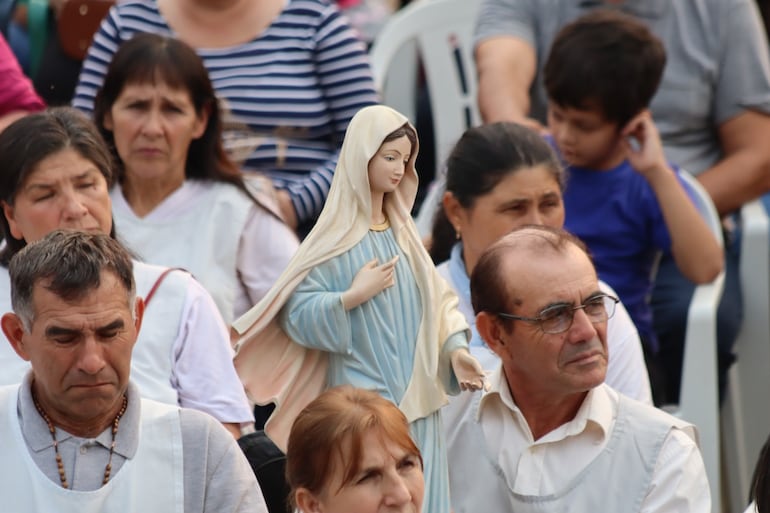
73,0,379,223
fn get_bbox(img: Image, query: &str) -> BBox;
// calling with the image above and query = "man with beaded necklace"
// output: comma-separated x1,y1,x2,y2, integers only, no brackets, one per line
0,230,267,512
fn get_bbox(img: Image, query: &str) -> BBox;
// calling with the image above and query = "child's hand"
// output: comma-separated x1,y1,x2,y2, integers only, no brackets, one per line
341,256,400,310
622,111,670,179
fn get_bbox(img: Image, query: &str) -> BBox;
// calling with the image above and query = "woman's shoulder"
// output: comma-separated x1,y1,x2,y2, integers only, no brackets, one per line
276,0,344,25
111,0,164,19
108,0,171,35
132,261,194,299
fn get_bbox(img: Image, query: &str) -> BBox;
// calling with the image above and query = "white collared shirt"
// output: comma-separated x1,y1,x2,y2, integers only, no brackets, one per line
444,366,710,512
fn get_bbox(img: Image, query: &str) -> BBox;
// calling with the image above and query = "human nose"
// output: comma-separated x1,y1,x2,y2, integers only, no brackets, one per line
519,208,543,227
60,190,89,220
141,108,163,136
555,123,575,146
382,472,412,508
77,337,106,375
566,307,597,343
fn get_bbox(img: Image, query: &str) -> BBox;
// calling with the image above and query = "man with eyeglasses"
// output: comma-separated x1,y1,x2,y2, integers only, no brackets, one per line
444,225,710,512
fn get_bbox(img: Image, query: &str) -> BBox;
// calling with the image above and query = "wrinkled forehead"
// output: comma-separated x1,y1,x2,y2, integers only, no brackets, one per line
25,148,104,179
333,425,417,486
30,271,133,314
504,241,597,299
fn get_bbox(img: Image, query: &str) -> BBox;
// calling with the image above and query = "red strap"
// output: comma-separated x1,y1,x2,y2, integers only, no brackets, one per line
143,267,187,307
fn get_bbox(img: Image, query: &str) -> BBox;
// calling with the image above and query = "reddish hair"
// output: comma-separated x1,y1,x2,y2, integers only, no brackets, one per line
286,386,422,505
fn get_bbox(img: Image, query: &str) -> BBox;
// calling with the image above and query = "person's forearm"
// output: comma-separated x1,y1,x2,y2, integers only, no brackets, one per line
223,422,242,438
697,110,770,215
475,37,536,124
477,66,531,123
648,167,723,283
697,148,770,216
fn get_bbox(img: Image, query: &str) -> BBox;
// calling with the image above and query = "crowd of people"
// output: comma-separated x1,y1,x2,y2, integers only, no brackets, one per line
0,0,769,511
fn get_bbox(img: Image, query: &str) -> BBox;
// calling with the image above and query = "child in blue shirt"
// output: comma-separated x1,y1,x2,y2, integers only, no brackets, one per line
543,10,723,398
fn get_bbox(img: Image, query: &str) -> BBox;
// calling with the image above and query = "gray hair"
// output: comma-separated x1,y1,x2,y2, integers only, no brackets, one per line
9,230,135,331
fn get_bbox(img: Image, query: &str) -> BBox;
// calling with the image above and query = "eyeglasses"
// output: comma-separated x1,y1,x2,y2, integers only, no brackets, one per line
496,293,619,334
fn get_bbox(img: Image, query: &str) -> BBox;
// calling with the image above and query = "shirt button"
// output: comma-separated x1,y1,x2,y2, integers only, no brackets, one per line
80,446,88,454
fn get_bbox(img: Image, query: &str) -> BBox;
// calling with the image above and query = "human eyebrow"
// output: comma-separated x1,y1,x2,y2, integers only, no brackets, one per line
357,458,387,479
44,326,80,339
96,319,126,335
397,453,420,469
537,301,573,316
497,198,530,210
122,97,151,108
582,291,606,303
540,192,561,201
24,182,54,193
73,170,99,180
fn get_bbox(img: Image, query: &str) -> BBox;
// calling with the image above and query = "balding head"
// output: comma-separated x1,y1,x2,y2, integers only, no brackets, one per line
470,225,591,321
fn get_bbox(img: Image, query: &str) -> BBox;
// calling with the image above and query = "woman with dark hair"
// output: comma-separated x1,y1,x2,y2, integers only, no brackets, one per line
0,107,253,437
74,0,378,233
431,122,652,403
287,385,425,513
93,33,298,323
232,105,485,513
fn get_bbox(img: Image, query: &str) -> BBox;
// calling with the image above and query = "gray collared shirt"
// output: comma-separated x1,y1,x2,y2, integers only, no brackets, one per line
16,374,268,512
19,374,138,490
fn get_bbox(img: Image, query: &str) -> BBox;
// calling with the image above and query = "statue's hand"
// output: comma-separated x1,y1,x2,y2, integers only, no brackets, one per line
341,256,399,310
450,348,488,392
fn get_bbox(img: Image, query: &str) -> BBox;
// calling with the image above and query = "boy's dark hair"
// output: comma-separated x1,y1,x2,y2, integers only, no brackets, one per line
543,9,666,127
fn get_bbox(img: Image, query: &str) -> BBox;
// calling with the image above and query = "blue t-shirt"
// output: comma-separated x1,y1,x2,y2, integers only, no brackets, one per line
559,152,692,352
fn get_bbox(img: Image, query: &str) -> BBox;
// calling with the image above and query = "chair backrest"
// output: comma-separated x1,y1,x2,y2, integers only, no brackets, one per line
369,0,482,175
672,171,725,513
723,198,770,513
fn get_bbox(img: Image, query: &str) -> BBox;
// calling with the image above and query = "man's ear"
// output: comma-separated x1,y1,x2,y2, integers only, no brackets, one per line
133,296,145,335
476,311,506,356
1,313,31,361
295,488,322,513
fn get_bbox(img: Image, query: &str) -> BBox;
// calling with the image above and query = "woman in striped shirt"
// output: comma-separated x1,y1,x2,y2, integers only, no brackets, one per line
74,0,379,234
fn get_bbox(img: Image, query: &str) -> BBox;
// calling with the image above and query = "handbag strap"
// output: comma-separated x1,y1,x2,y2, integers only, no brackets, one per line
144,267,187,307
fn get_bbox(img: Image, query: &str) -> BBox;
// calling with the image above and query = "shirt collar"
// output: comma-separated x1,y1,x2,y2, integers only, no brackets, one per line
577,0,667,19
448,242,470,300
477,364,514,421
477,364,615,441
19,375,141,459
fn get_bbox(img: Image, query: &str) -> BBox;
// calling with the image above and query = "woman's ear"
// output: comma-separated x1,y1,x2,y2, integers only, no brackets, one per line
192,104,211,139
102,112,114,132
2,200,24,240
442,191,465,234
295,488,323,513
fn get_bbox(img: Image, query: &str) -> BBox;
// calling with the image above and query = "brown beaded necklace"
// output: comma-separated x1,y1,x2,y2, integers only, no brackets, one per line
31,392,128,489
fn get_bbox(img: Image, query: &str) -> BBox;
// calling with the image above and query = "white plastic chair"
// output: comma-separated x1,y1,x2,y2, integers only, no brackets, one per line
369,0,482,236
671,171,725,513
723,199,770,513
